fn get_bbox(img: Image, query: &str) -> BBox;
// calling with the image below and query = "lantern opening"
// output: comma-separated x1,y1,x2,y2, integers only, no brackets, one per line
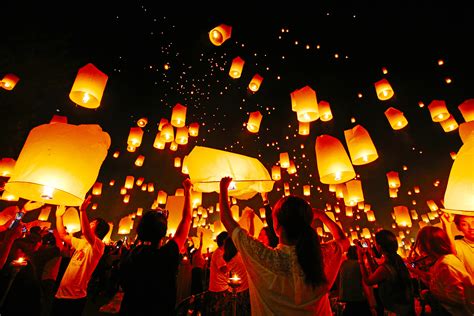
41,186,55,200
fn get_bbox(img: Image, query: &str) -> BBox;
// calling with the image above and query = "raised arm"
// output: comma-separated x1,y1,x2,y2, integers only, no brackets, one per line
172,178,193,250
313,209,350,252
219,177,240,234
80,195,95,246
440,212,457,254
55,205,72,246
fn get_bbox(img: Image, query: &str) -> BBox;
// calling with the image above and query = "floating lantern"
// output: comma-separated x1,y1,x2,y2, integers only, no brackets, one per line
345,206,353,217
113,151,120,158
123,194,130,203
127,145,136,153
174,157,181,168
63,207,81,233
374,78,394,100
137,118,148,127
259,207,266,219
280,152,290,168
136,177,144,186
109,180,115,186
298,121,310,135
171,103,187,128
428,100,450,122
357,201,365,210
135,155,145,167
458,99,474,122
175,188,184,196
271,166,281,180
69,63,108,109
344,180,364,206
229,56,245,79
410,209,419,220
459,121,474,144
175,127,188,145
247,111,263,133
426,200,438,211
209,24,232,46
291,86,319,122
394,206,412,227
5,123,110,206
157,190,167,204
153,133,166,149
192,190,202,208
362,228,371,239
315,135,355,184
120,187,127,195
1,73,20,90
318,101,333,121
189,123,199,137
91,203,97,210
181,156,189,174
439,116,458,132
303,185,311,196
248,74,263,93
384,107,408,130
127,127,144,147
158,118,169,131
382,67,388,74
118,216,133,235
50,115,68,124
366,210,376,222
386,171,401,188
170,141,178,151
147,183,154,192
124,176,134,189
0,158,16,177
160,124,174,142
92,182,102,195
344,125,378,165
414,186,420,194
389,188,398,198
287,161,297,174
38,206,51,221
137,208,143,216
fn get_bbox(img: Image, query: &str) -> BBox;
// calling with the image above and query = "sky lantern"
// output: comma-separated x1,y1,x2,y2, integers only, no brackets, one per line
118,216,133,235
136,177,144,186
125,176,134,189
191,190,202,208
109,180,115,186
175,188,184,196
361,228,371,239
315,135,355,184
50,115,68,124
112,151,120,158
188,123,199,137
135,155,145,167
410,209,419,220
291,86,319,122
160,124,174,142
63,207,81,233
384,107,408,130
389,188,398,198
127,127,144,147
229,56,245,79
147,183,154,192
366,210,376,222
271,166,281,180
174,157,181,168
318,101,333,121
298,121,310,135
69,63,108,109
394,206,412,227
439,116,458,132
345,206,353,217
287,160,297,174
426,200,438,211
123,194,130,203
153,133,165,149
175,126,189,145
5,123,110,206
428,100,450,122
247,111,263,133
157,190,167,204
38,206,52,221
209,24,232,46
126,145,136,153
137,208,143,217
170,141,178,151
158,118,169,131
344,125,378,165
92,182,102,195
459,121,474,144
181,156,189,174
137,117,148,127
303,185,311,196
386,171,401,188
374,78,394,100
344,180,364,206
1,73,20,90
458,99,474,122
248,74,263,93
171,103,187,127
280,152,290,168
0,158,16,177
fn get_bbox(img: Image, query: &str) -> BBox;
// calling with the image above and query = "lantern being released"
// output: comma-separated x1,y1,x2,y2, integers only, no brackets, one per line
247,111,263,133
1,73,20,90
248,74,263,93
384,107,408,130
209,24,232,46
5,123,110,206
374,78,394,100
229,56,245,79
69,63,108,109
344,125,378,165
315,135,355,184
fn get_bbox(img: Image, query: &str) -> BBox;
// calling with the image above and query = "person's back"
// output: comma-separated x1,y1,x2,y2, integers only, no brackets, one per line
377,260,414,314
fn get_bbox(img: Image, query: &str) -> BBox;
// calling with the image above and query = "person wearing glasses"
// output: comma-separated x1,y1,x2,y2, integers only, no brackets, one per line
118,178,193,316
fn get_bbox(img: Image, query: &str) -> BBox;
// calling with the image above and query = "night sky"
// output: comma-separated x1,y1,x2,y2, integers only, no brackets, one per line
1,2,473,241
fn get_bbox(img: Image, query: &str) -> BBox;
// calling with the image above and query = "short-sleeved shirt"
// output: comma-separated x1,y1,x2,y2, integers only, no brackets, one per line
209,247,228,292
226,252,249,292
119,240,180,316
232,226,344,316
454,238,474,277
55,236,105,299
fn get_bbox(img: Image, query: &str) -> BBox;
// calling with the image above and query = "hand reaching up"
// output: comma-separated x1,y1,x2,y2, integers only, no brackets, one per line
183,178,193,192
220,177,233,191
56,205,66,217
80,195,92,212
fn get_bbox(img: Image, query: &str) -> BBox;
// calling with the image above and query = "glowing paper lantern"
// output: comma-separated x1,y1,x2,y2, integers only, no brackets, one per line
157,190,167,204
315,135,355,184
38,206,52,221
361,228,371,240
120,187,127,195
124,176,134,189
171,103,187,128
394,206,412,227
374,78,394,100
389,188,398,198
1,73,20,90
426,200,438,211
318,101,333,121
5,123,110,206
137,118,148,127
63,207,81,234
191,190,202,208
344,125,378,165
113,151,120,158
109,180,115,186
175,127,189,145
298,121,310,135
175,188,184,196
189,123,199,137
428,100,450,122
136,177,144,186
458,99,474,122
303,185,311,196
410,209,419,220
229,56,245,79
459,121,474,144
123,194,130,203
291,86,319,122
247,111,263,133
69,63,108,109
92,182,102,195
209,24,232,46
280,152,290,168
0,158,16,177
160,124,174,142
118,216,133,235
137,208,143,217
345,207,353,217
50,115,68,124
135,155,145,167
127,127,144,147
344,180,364,206
147,183,154,193
169,141,178,151
153,133,165,149
366,210,376,222
384,107,408,130
127,145,136,153
158,119,169,131
287,161,297,174
186,146,274,200
271,166,281,181
414,186,420,194
439,116,458,132
174,157,181,168
248,74,263,93
386,171,401,188
181,156,189,174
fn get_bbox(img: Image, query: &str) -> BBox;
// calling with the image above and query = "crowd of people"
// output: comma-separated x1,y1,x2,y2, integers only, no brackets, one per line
0,177,472,315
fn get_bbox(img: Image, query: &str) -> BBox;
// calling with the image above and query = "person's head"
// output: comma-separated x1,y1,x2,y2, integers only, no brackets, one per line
374,229,398,255
42,232,56,246
216,231,229,248
272,195,326,287
346,245,358,260
454,214,474,242
137,210,168,245
29,226,42,236
90,217,109,240
415,226,453,258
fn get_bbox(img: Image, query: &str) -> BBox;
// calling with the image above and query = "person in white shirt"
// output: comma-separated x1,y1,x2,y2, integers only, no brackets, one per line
51,195,110,316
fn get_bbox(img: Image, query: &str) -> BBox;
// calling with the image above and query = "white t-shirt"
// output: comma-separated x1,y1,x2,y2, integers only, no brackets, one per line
454,238,474,277
55,236,105,299
232,226,344,316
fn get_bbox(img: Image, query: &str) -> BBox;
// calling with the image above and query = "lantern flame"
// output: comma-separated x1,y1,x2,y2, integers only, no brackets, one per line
82,93,90,103
41,186,55,200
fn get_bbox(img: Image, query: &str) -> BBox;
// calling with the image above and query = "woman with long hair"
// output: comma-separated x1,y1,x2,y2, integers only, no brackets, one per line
219,177,349,315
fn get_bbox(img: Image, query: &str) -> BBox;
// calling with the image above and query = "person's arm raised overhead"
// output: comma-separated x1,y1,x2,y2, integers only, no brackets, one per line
313,208,350,252
219,177,240,234
440,212,457,255
80,195,95,246
173,178,193,250
55,205,72,246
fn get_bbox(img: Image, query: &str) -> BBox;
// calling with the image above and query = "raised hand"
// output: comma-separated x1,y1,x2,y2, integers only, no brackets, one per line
220,176,233,191
80,195,92,212
183,178,193,192
56,205,66,217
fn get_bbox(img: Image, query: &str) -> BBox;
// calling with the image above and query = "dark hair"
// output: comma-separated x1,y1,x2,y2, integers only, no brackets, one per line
30,226,42,236
42,232,56,246
223,237,237,262
93,218,110,240
346,245,358,260
216,231,229,247
415,226,453,257
274,196,326,287
260,226,279,248
136,211,167,245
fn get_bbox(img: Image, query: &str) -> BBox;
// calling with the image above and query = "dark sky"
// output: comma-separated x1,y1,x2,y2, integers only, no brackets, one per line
1,2,473,241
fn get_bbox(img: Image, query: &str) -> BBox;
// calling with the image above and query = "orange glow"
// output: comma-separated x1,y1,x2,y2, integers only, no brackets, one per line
137,117,148,127
209,24,232,46
248,74,263,92
1,73,20,90
0,158,16,177
158,190,168,204
125,176,134,189
175,127,189,145
428,100,450,122
318,101,333,121
271,165,281,180
247,111,263,133
92,182,102,195
298,121,310,135
344,125,378,165
374,78,394,100
50,115,68,124
280,152,290,168
315,135,355,184
174,157,181,168
386,171,401,188
158,118,169,131
135,155,145,167
189,122,200,136
303,185,311,196
170,141,178,151
160,124,174,142
458,99,474,122
291,86,319,122
439,116,458,132
384,107,408,130
127,127,144,147
171,103,187,128
229,56,245,79
153,133,165,149
69,63,108,109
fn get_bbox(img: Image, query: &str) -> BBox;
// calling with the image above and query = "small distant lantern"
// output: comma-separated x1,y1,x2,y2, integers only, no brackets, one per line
439,116,458,132
298,121,310,135
91,203,98,210
344,125,378,165
426,200,438,211
158,118,169,131
170,141,178,151
181,156,189,174
318,101,333,121
189,123,200,137
366,210,376,222
386,171,401,188
174,157,181,168
259,207,266,219
153,133,165,149
123,194,130,203
113,151,120,158
38,206,51,221
120,187,127,195
137,208,143,216
50,115,68,124
0,158,16,177
127,145,136,153
146,183,154,192
384,107,408,130
118,216,133,235
410,209,419,220
160,124,174,142
137,118,148,127
63,207,81,233
303,185,311,196
374,78,394,101
247,111,263,133
389,188,398,198
428,100,451,122
287,161,297,174
1,73,20,90
394,206,412,228
127,127,144,147
92,182,102,195
209,24,232,46
175,127,189,145
125,176,134,189
291,86,319,122
141,184,147,191
69,63,108,109
157,190,167,204
450,151,457,160
248,74,263,93
280,152,290,168
175,188,184,196
271,165,281,180
192,190,202,208
315,135,355,184
414,186,420,194
458,99,474,122
136,177,145,186
171,103,187,128
345,206,353,217
229,57,245,79
109,180,115,186
135,155,145,167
